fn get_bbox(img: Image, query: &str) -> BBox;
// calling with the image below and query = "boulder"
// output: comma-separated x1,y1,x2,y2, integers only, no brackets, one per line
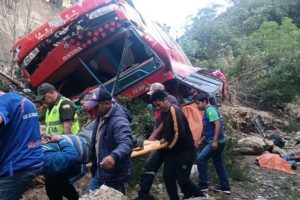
264,139,274,151
272,145,287,157
295,136,300,144
80,185,126,200
221,106,282,134
284,100,300,120
290,147,300,161
237,136,268,155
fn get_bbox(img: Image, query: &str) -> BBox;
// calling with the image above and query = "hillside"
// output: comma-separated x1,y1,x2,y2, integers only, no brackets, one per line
0,0,62,64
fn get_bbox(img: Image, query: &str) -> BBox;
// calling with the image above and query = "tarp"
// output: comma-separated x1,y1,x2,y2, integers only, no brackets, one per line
182,103,203,144
256,153,296,174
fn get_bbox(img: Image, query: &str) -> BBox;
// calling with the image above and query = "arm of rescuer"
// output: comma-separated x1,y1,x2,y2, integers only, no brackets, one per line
0,115,3,126
42,135,79,176
212,120,221,150
148,123,164,141
59,100,77,134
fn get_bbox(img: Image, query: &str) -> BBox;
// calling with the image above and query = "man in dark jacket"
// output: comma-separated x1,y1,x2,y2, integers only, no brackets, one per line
150,90,202,200
84,87,133,194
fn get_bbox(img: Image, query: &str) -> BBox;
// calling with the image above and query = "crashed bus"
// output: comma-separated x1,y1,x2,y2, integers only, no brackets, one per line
13,0,226,102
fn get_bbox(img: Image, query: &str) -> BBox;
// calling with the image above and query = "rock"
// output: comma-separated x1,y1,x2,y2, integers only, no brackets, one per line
237,136,266,155
190,164,199,182
186,197,216,200
272,146,286,156
284,100,300,120
264,139,274,151
79,185,126,200
283,121,289,126
290,148,300,161
295,136,300,143
221,106,282,133
157,184,164,189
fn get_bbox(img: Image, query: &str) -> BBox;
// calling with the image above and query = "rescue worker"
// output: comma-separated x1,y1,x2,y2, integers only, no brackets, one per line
84,87,133,194
136,83,179,200
150,90,202,200
0,90,44,200
195,93,231,195
36,83,80,135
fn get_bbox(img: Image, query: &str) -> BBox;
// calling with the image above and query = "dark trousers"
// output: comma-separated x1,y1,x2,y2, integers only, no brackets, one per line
45,175,79,200
163,149,201,200
0,168,41,200
138,150,164,197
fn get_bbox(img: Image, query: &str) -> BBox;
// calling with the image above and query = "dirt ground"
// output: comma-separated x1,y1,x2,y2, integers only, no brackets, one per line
23,155,300,200
22,103,300,200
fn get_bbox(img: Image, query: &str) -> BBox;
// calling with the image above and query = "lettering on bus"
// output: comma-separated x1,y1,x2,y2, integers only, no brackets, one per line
63,47,82,61
132,83,149,95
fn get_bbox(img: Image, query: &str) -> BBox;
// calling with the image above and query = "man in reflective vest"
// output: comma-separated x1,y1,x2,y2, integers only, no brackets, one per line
37,83,80,135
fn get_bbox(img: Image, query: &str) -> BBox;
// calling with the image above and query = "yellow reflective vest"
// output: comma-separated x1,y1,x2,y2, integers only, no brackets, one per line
45,96,80,134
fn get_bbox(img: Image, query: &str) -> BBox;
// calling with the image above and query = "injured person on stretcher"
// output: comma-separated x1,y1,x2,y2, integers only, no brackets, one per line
40,120,94,200
40,119,165,199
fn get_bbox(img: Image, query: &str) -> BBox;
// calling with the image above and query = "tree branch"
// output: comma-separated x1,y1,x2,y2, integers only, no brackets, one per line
0,71,24,88
228,65,273,85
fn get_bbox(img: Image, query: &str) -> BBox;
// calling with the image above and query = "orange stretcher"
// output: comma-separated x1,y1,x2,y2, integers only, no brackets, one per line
131,140,167,158
86,140,167,168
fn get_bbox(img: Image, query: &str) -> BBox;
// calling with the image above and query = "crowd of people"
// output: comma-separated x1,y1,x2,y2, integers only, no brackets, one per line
0,82,230,200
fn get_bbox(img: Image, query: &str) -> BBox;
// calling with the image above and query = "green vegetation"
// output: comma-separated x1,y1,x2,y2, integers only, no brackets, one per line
180,0,300,109
118,96,155,138
117,97,156,189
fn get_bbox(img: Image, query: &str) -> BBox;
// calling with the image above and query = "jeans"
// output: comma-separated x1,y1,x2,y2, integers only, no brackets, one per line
88,172,127,195
0,168,41,200
197,142,230,190
138,150,164,197
163,149,201,200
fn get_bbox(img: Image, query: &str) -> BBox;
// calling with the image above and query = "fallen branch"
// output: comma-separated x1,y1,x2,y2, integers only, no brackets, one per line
0,71,24,88
229,65,272,85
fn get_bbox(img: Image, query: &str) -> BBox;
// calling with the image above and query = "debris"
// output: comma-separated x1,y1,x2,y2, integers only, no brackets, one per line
80,185,126,200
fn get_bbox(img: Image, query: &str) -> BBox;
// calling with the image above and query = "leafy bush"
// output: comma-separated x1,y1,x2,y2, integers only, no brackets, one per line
117,97,156,190
118,96,155,138
232,18,300,108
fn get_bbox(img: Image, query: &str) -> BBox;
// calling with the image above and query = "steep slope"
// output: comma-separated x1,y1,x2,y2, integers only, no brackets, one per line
0,0,62,63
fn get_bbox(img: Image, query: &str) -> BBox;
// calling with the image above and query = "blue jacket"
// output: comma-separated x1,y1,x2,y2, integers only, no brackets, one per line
42,139,79,176
90,103,133,183
0,93,43,177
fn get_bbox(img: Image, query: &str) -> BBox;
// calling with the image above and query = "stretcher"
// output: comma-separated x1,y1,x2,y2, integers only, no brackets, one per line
131,140,167,158
86,140,167,168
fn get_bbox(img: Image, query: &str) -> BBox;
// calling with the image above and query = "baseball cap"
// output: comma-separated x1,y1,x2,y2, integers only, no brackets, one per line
84,87,112,110
147,83,165,95
36,83,56,101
